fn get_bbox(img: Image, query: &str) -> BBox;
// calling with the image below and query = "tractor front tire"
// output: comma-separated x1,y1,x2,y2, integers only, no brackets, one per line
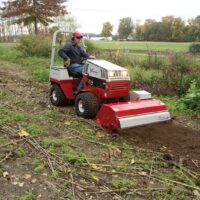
75,92,99,119
50,84,68,106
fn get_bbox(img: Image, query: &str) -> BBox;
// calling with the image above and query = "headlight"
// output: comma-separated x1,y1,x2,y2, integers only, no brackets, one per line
122,70,128,77
108,71,115,77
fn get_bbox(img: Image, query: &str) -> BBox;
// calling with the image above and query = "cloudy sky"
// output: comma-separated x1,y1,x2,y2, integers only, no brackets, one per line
0,0,199,33
67,0,200,33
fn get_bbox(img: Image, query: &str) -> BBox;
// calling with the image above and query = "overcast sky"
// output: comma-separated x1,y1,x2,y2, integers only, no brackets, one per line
0,0,199,33
67,0,200,33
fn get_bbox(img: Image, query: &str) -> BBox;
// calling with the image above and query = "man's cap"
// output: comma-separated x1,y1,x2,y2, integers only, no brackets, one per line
72,32,83,38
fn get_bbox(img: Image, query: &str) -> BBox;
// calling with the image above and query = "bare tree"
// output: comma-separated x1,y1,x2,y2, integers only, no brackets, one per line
54,15,80,32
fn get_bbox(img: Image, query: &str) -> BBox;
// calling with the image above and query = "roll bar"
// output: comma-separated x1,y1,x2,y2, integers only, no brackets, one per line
50,30,86,68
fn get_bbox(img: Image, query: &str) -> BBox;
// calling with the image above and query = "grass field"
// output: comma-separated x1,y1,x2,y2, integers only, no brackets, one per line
92,41,191,52
0,41,191,52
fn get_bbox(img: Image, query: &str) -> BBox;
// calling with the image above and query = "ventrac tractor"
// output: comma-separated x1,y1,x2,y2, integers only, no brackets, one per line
49,30,171,130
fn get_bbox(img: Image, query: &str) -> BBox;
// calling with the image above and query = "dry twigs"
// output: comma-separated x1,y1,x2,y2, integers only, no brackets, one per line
0,138,26,149
87,187,169,194
27,138,70,172
70,173,76,199
0,151,13,164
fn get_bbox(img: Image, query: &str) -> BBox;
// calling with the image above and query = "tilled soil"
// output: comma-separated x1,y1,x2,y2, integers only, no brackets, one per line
119,121,200,162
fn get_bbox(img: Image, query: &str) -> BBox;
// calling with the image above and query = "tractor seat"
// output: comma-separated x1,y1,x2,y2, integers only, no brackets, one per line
67,69,82,78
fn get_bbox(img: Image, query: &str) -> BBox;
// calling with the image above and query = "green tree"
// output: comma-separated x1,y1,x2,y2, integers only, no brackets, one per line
135,24,144,40
1,0,67,35
118,17,134,39
171,17,185,41
101,22,113,37
188,16,200,41
161,16,175,41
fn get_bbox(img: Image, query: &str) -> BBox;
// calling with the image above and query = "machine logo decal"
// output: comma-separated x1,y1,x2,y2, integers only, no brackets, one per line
90,68,98,75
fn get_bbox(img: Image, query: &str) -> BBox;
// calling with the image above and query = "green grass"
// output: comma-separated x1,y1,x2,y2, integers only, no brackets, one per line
0,42,18,48
15,193,35,200
93,41,191,52
15,147,26,157
0,43,50,82
24,123,44,136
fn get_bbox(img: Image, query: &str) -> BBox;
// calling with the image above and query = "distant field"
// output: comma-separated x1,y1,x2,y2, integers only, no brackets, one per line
0,41,191,52
0,42,17,48
92,41,191,52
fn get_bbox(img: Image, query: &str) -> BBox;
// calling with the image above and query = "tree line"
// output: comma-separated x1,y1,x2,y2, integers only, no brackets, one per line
101,16,200,42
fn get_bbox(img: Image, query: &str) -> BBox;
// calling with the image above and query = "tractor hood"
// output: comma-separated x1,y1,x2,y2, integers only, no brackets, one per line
87,59,126,71
84,59,130,81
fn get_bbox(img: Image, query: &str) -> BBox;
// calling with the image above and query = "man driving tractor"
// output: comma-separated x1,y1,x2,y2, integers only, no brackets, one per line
50,30,170,129
58,32,95,93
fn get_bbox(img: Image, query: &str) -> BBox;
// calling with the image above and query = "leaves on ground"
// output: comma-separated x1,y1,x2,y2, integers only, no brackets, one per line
90,163,100,170
92,175,99,182
64,120,71,126
96,131,105,139
18,129,29,138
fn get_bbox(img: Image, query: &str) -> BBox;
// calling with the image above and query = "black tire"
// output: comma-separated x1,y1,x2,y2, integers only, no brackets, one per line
75,92,99,119
50,84,68,106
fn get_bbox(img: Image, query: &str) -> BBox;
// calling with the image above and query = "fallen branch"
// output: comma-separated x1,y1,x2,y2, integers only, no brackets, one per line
87,187,169,194
101,186,125,200
148,157,155,182
80,165,200,192
79,162,142,171
27,138,70,172
47,156,55,173
79,166,145,177
0,138,26,149
151,175,200,192
70,173,76,199
0,151,13,163
192,159,199,168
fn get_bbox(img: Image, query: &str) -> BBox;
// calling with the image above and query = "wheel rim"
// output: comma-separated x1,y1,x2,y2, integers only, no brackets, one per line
52,90,58,102
78,100,85,113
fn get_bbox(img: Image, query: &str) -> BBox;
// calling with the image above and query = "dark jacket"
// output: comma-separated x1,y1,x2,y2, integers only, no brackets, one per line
58,41,89,64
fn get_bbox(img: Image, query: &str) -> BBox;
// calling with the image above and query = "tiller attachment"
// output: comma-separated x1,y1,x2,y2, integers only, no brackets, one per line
96,99,171,130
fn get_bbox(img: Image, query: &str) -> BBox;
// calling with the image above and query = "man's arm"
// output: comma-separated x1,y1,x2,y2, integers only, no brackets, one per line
79,47,89,59
58,43,71,61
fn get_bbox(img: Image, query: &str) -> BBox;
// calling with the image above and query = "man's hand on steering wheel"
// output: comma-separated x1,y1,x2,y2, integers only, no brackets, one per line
89,55,96,59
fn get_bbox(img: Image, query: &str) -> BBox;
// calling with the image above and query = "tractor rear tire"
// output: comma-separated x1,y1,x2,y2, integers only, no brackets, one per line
75,92,99,119
50,84,68,106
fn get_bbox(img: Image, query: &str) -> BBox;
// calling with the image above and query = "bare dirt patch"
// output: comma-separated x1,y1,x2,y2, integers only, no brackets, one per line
119,121,200,163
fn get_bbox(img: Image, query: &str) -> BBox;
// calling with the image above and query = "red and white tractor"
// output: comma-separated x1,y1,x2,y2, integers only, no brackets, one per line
49,30,171,130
